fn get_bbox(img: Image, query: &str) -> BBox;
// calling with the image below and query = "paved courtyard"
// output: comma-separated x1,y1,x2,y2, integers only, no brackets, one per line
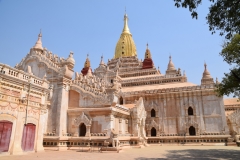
1,145,240,160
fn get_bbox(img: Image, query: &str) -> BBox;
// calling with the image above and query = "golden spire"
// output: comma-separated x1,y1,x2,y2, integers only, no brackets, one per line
114,11,137,59
145,43,152,59
122,12,130,34
84,54,90,68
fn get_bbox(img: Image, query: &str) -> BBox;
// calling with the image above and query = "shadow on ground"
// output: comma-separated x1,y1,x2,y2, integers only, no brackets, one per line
135,149,240,160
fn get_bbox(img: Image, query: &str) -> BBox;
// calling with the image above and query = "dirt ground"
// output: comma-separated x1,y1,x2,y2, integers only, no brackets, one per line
1,145,240,160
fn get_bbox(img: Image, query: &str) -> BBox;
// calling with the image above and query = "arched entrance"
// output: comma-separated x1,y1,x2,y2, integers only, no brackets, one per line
151,127,157,137
0,120,13,152
21,123,36,151
79,123,86,136
189,126,196,136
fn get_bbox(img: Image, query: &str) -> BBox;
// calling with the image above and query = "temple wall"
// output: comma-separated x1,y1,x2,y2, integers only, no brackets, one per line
91,115,109,133
68,90,79,108
0,64,49,154
124,89,229,137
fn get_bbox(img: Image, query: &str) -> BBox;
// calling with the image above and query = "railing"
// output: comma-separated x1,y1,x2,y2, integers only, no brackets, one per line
0,63,49,88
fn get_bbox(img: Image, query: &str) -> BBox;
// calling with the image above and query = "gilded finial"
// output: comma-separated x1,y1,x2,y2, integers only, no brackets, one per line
84,54,90,68
123,9,130,34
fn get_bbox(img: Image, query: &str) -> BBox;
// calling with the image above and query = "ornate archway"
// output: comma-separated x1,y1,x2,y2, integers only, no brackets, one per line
74,112,92,137
147,120,159,137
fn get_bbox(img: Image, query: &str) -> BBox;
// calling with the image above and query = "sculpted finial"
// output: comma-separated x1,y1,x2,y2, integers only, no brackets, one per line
39,29,42,37
33,29,43,50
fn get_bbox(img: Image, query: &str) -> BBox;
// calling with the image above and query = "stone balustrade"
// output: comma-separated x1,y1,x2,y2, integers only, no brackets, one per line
90,133,107,136
0,63,49,89
63,133,72,137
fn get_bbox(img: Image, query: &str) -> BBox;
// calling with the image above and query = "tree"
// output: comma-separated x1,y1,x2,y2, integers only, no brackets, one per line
174,0,240,39
174,0,240,97
216,34,240,97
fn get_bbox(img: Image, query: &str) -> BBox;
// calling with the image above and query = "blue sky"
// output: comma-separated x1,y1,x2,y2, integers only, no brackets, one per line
0,1,230,92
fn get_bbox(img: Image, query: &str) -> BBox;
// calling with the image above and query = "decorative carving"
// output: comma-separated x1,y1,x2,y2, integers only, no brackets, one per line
74,112,92,126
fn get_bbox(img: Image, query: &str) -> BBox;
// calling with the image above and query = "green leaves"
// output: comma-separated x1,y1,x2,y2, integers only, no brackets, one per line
174,0,202,19
174,0,240,39
207,0,240,39
216,67,240,97
173,1,240,97
216,34,240,97
220,34,240,65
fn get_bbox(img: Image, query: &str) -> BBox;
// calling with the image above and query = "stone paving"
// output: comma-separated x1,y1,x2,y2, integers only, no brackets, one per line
1,145,240,160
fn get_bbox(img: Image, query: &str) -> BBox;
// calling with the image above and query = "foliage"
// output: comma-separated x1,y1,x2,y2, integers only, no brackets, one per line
216,34,240,97
174,0,240,39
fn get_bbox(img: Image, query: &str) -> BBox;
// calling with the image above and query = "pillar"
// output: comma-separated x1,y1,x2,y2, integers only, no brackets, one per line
86,125,91,137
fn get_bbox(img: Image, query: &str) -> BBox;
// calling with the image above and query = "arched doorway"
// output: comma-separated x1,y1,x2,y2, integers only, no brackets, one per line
21,123,36,151
151,127,157,137
151,109,156,117
119,97,123,105
188,107,193,115
189,126,196,136
79,123,86,136
0,120,13,152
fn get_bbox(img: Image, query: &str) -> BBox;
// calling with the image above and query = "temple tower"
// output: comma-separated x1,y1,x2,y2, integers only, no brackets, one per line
114,13,137,58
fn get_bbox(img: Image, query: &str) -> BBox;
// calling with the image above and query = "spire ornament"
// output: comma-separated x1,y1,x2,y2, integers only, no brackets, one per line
142,43,154,69
201,62,214,85
84,54,90,68
33,29,43,51
167,55,175,71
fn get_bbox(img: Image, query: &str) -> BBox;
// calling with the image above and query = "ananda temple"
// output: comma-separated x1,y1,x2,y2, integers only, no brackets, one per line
1,13,240,154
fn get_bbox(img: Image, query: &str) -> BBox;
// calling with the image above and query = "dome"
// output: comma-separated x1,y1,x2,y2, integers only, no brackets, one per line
114,13,137,59
67,52,75,64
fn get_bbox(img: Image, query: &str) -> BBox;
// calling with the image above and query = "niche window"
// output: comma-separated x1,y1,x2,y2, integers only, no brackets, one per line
188,107,193,115
151,109,156,117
